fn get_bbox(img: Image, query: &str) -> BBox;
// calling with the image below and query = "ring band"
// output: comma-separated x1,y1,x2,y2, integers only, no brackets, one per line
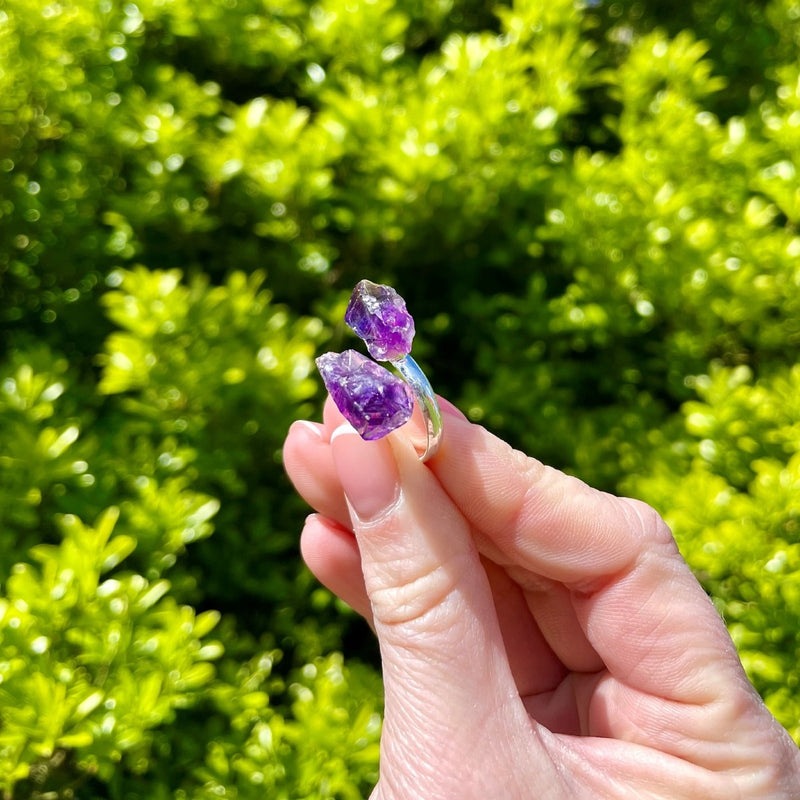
391,355,443,462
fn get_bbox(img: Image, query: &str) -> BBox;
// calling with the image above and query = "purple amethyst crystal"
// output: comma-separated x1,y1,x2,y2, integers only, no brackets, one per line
344,279,415,362
316,350,413,440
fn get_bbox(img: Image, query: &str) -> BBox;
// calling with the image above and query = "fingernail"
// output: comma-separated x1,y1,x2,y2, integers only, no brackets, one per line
290,419,326,441
331,424,400,521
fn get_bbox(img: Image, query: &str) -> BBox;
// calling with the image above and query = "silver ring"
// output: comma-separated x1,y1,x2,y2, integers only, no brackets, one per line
391,355,442,462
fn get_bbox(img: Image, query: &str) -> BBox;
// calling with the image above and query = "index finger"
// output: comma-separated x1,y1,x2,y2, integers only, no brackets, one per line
431,407,659,583
429,410,751,711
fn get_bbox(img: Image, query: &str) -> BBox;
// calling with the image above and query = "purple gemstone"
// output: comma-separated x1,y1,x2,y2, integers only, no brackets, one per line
316,350,413,440
344,279,415,362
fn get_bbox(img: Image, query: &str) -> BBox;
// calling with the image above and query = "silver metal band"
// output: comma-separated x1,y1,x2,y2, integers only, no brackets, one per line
392,354,443,462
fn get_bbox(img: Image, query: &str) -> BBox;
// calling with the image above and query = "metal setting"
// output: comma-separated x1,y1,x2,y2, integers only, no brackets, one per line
392,355,442,462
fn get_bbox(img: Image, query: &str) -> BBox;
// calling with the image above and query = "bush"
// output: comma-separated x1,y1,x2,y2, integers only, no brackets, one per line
1,0,799,795
626,364,800,742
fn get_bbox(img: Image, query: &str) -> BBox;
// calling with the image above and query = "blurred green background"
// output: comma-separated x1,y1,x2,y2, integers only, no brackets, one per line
2,0,800,795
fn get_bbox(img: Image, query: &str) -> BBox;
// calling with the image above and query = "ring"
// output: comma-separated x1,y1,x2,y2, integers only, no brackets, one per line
391,354,442,462
315,280,443,462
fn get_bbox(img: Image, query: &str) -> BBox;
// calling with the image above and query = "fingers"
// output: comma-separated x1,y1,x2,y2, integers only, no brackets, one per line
285,419,373,620
283,420,350,528
286,401,748,713
481,559,570,700
328,424,542,773
430,411,651,581
300,514,373,624
429,413,754,713
285,399,796,787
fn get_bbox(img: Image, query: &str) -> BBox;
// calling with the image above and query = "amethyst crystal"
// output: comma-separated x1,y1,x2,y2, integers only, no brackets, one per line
345,279,415,362
316,350,413,440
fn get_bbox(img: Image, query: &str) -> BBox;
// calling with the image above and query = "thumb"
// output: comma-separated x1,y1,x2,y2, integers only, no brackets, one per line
329,424,535,781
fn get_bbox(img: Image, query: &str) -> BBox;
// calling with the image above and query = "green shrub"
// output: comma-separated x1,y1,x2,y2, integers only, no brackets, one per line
2,0,800,795
0,506,222,790
626,365,800,741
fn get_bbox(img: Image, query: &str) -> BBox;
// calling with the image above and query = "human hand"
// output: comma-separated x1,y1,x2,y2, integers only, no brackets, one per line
283,398,800,799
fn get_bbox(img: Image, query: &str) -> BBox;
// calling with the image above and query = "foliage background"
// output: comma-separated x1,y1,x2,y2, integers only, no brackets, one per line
2,0,800,795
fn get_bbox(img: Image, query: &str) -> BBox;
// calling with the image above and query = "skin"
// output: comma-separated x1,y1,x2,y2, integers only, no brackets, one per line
283,397,800,800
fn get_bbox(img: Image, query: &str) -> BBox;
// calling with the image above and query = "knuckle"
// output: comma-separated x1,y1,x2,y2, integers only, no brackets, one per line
367,554,469,633
619,496,675,545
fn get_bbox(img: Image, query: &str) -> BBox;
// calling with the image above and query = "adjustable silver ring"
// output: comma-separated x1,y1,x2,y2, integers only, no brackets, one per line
391,355,443,462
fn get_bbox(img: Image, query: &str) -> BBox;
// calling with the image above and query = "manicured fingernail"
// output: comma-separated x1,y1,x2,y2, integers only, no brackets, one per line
331,423,400,522
291,419,326,441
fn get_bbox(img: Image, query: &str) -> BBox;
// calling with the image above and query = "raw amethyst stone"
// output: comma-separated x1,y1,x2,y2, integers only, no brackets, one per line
344,279,415,362
316,350,413,440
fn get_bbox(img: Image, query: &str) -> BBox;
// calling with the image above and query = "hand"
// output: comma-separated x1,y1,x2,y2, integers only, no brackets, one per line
283,398,800,799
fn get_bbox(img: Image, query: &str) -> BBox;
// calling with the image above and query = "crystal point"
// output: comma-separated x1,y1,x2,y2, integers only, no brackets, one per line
345,279,415,362
316,350,413,440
